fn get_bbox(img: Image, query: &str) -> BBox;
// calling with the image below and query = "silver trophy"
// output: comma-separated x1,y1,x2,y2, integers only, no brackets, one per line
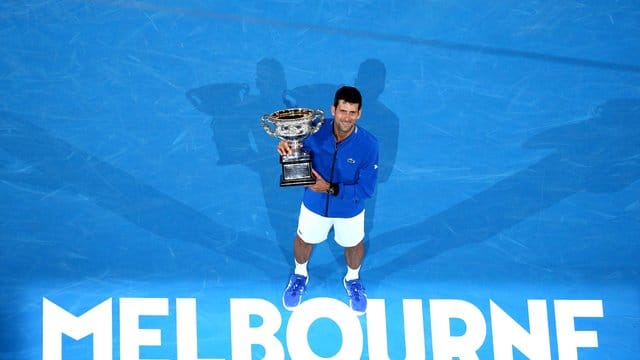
261,108,325,186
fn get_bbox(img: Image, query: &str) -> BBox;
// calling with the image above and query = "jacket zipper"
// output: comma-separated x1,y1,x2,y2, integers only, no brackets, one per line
324,142,339,216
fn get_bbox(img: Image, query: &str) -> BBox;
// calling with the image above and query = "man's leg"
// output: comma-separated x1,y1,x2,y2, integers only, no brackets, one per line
335,211,366,281
335,210,368,315
294,234,314,267
344,240,364,274
283,205,330,311
343,240,368,315
283,236,311,310
291,234,313,278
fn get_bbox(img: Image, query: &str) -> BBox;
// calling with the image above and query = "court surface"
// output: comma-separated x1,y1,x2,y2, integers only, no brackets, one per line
1,1,639,359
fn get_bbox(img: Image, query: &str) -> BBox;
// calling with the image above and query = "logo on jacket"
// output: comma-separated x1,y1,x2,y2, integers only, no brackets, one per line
347,158,356,164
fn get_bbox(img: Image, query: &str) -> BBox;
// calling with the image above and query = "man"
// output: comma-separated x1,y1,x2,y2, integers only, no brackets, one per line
276,86,379,315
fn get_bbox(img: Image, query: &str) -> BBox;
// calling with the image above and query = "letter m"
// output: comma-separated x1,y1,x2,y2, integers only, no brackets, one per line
42,297,112,360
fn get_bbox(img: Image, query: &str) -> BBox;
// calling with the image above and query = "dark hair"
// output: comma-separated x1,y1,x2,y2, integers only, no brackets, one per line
333,86,362,109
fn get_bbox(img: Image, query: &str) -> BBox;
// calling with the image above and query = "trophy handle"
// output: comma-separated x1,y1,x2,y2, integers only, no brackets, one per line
309,109,325,135
261,114,277,137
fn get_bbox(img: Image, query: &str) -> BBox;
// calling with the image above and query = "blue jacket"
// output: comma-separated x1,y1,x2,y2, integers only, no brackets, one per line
302,119,379,218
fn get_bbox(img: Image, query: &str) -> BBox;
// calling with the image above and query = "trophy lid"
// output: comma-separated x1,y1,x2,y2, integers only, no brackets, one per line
261,108,325,142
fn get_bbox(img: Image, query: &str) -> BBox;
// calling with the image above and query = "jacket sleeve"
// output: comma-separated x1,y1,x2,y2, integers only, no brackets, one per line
336,141,379,202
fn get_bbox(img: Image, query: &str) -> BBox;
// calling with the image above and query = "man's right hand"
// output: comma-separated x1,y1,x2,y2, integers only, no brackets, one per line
277,141,293,156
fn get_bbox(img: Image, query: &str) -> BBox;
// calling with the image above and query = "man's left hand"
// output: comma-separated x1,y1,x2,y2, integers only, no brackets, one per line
306,169,330,193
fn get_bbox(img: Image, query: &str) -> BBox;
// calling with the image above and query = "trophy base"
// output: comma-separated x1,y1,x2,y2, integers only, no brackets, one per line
280,156,316,187
280,176,316,187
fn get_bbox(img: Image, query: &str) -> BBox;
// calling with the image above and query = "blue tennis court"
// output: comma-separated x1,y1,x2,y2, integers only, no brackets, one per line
1,1,639,359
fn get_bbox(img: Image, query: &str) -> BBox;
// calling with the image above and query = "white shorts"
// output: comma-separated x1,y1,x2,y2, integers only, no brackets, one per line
296,203,365,248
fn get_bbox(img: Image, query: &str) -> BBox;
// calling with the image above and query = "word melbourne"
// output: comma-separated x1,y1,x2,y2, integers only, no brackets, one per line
42,296,603,359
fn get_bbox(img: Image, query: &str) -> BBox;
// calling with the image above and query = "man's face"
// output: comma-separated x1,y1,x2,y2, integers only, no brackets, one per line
331,100,362,136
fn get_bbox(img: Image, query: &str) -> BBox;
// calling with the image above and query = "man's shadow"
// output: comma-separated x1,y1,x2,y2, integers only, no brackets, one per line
366,98,640,280
187,58,299,265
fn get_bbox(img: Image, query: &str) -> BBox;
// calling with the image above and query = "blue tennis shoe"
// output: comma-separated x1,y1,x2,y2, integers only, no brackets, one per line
344,278,367,315
283,274,308,310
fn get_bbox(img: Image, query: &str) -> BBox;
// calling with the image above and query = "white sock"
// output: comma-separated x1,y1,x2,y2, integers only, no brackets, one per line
345,266,360,281
294,260,308,278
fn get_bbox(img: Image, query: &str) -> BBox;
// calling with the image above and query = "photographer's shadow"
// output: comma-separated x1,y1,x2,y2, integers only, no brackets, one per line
0,112,284,281
367,98,640,280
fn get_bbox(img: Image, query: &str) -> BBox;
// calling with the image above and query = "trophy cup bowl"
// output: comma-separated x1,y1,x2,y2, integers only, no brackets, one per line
261,108,325,186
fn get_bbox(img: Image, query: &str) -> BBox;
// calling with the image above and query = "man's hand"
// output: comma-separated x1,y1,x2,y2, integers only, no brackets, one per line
276,140,292,156
306,169,331,193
